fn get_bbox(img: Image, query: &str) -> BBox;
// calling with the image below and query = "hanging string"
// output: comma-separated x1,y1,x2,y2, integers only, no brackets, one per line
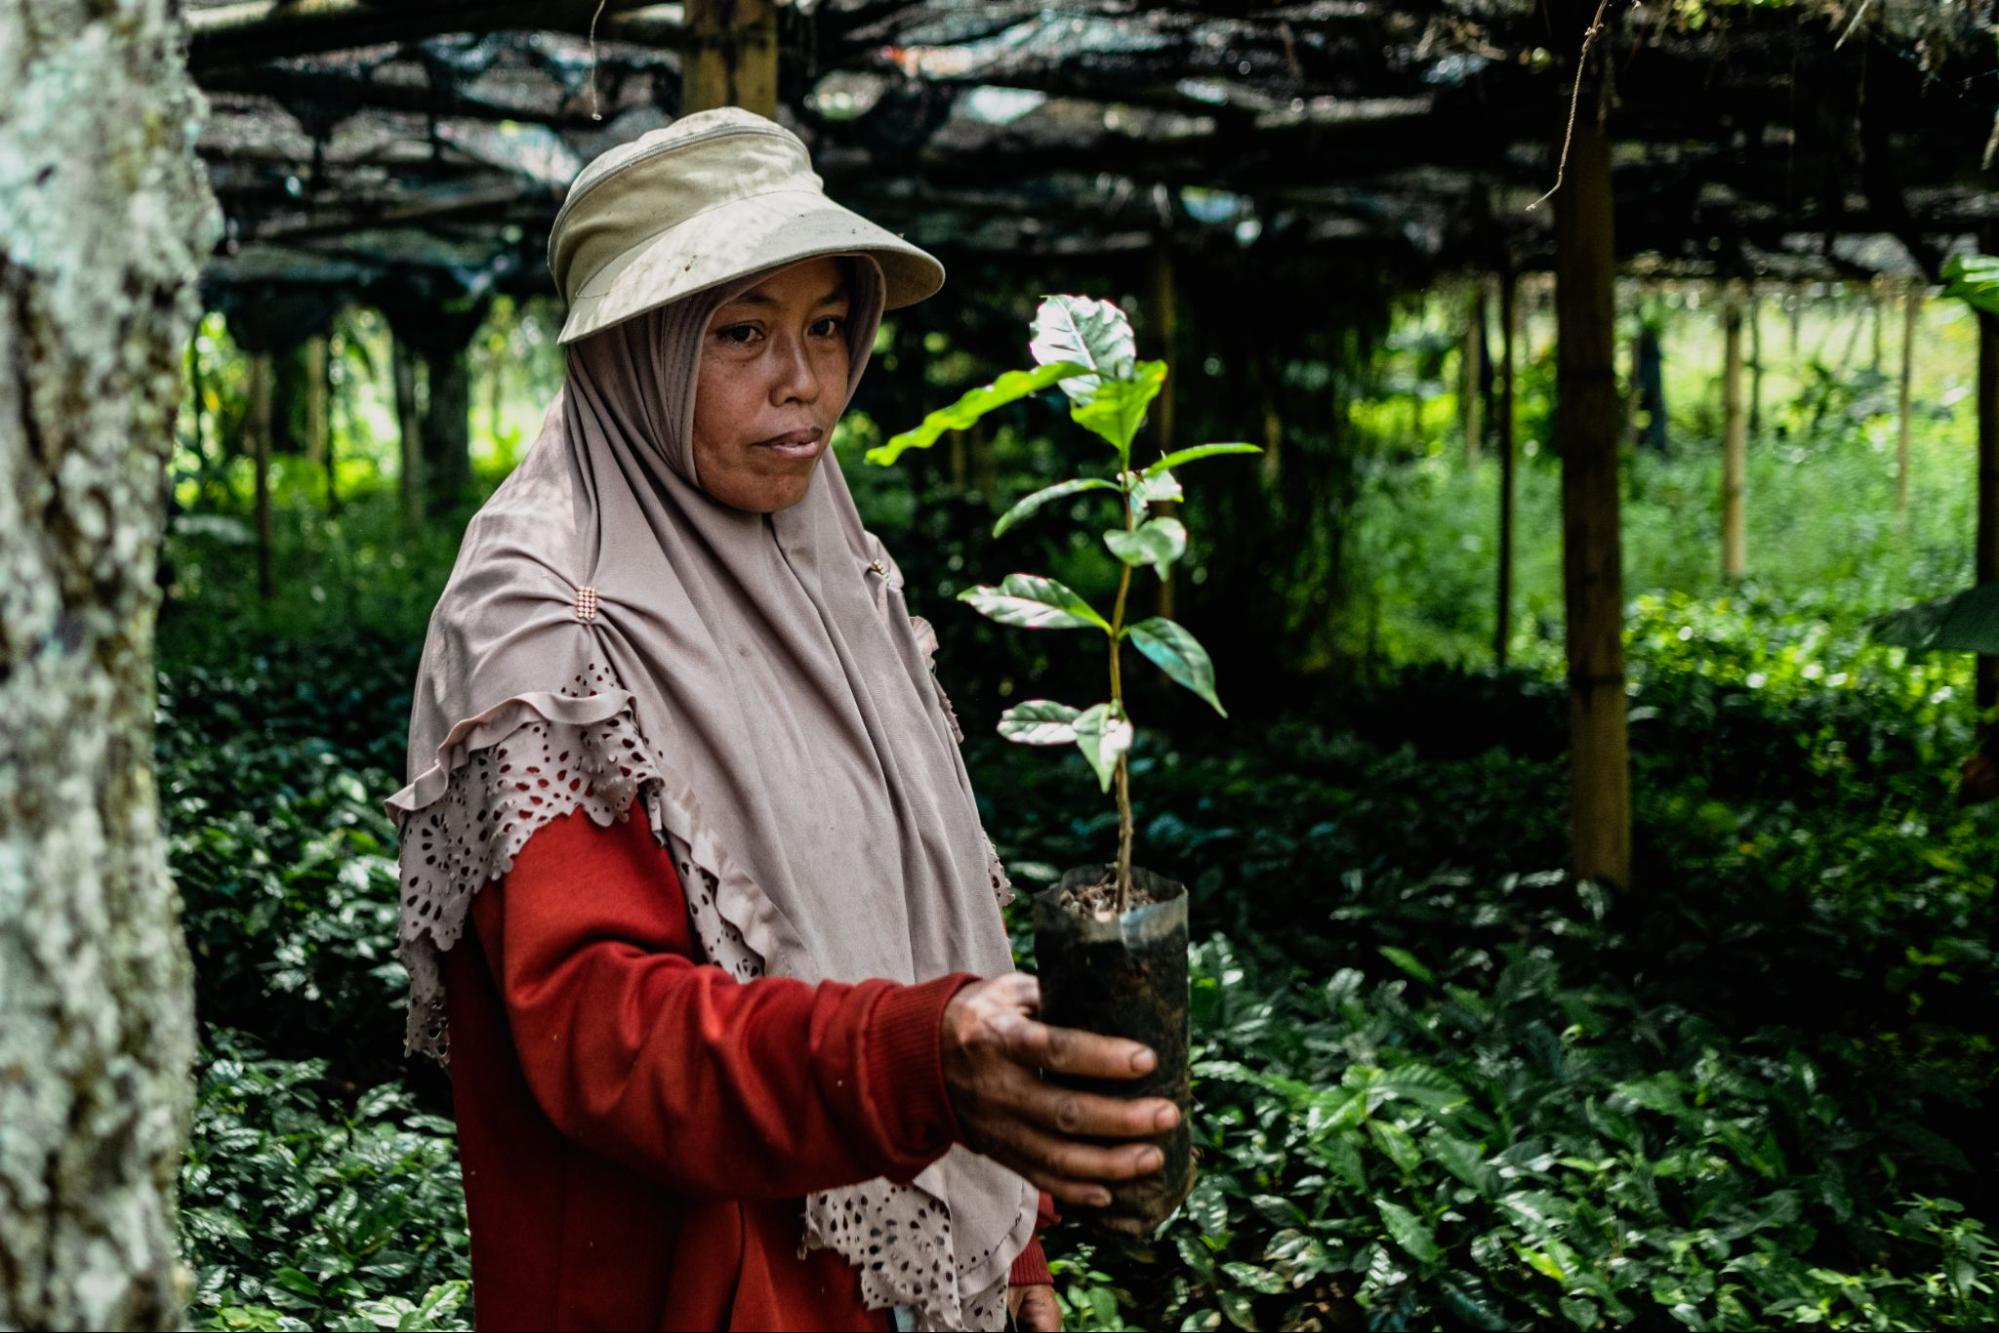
587,0,610,121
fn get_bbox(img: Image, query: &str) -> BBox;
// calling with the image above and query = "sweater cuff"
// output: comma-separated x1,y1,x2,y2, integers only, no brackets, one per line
1009,1237,1051,1288
865,972,980,1168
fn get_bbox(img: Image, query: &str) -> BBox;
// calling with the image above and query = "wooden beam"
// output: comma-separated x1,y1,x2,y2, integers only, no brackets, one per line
188,0,682,71
1554,83,1632,890
682,0,777,117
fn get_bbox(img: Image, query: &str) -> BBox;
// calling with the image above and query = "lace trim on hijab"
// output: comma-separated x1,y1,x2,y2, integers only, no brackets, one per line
390,671,1017,1331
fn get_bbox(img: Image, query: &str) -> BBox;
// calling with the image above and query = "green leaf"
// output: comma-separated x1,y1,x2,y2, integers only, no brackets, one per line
1942,254,1999,317
1377,945,1434,985
1071,702,1133,794
998,700,1082,746
1142,442,1262,477
1125,617,1225,715
959,574,1110,632
1104,517,1188,580
1070,360,1167,462
1220,1261,1287,1294
1869,581,1999,657
865,361,1090,466
992,477,1119,538
1375,1199,1442,1265
1029,295,1136,405
1130,467,1183,506
1216,1288,1260,1332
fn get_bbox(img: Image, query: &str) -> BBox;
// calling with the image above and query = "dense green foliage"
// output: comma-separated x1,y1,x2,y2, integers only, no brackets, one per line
161,291,1997,1330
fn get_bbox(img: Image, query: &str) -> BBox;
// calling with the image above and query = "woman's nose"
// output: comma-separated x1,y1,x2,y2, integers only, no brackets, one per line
771,331,821,404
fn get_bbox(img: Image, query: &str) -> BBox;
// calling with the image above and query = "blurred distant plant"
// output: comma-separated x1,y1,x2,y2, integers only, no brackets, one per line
866,294,1258,909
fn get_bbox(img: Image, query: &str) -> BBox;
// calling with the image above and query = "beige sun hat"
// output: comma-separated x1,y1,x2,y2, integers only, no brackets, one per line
548,107,945,344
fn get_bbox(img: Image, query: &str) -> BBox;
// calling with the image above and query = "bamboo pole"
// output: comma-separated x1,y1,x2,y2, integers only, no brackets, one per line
1554,97,1631,890
682,0,777,117
1896,290,1917,518
1721,282,1747,581
1496,267,1518,667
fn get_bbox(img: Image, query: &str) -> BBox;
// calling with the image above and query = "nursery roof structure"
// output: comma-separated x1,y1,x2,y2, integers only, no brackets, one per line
187,0,1999,306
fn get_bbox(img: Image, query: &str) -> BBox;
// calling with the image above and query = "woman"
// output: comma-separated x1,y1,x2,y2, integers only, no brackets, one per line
383,108,1175,1332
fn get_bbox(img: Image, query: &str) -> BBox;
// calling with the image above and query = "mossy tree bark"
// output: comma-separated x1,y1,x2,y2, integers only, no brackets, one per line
1554,84,1632,889
0,1,219,1326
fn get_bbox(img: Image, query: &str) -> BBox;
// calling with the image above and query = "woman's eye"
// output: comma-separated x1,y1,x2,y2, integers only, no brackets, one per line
814,316,847,337
718,324,759,346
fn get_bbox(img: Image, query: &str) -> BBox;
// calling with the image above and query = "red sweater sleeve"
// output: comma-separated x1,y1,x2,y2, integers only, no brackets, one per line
467,797,979,1201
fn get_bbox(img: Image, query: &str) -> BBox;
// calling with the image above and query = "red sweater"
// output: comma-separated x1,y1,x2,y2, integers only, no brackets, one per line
441,796,1052,1331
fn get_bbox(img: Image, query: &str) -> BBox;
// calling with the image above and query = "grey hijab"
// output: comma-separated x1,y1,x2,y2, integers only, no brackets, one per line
384,253,1035,1330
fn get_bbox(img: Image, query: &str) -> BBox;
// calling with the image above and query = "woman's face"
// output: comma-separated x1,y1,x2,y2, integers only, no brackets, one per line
691,256,854,513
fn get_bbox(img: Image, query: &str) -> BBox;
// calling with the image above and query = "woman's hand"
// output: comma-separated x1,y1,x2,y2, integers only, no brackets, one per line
1009,1282,1062,1330
940,972,1179,1207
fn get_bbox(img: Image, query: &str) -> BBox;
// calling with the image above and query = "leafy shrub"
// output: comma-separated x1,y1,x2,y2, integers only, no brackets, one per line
182,1028,470,1332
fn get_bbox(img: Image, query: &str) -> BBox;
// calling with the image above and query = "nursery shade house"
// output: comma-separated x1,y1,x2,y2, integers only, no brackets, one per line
186,0,1999,890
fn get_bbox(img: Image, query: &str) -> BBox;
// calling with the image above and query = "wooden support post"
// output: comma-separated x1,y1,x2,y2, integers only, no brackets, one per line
1461,281,1484,460
1897,290,1917,518
1721,282,1747,581
1496,267,1518,667
682,0,777,116
248,353,276,600
1978,313,1999,713
1554,95,1631,890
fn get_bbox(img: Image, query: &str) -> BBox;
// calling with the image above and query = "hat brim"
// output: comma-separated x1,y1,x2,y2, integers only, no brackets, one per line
556,188,945,345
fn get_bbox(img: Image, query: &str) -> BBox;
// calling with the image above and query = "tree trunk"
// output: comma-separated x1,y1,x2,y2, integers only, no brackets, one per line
1721,284,1747,581
1748,291,1763,438
393,334,426,528
1633,319,1666,454
1496,268,1518,667
1554,93,1632,890
1978,312,1999,713
421,341,472,514
249,352,276,599
1897,290,1917,518
303,334,328,470
1461,281,1485,460
1149,244,1179,621
0,2,217,1327
682,0,776,116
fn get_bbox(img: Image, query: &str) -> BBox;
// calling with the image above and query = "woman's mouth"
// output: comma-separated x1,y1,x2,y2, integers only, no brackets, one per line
754,428,825,461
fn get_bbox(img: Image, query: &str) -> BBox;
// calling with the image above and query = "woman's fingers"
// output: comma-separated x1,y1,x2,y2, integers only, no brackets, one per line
995,1062,1178,1139
981,1118,1167,1205
990,1008,1159,1082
